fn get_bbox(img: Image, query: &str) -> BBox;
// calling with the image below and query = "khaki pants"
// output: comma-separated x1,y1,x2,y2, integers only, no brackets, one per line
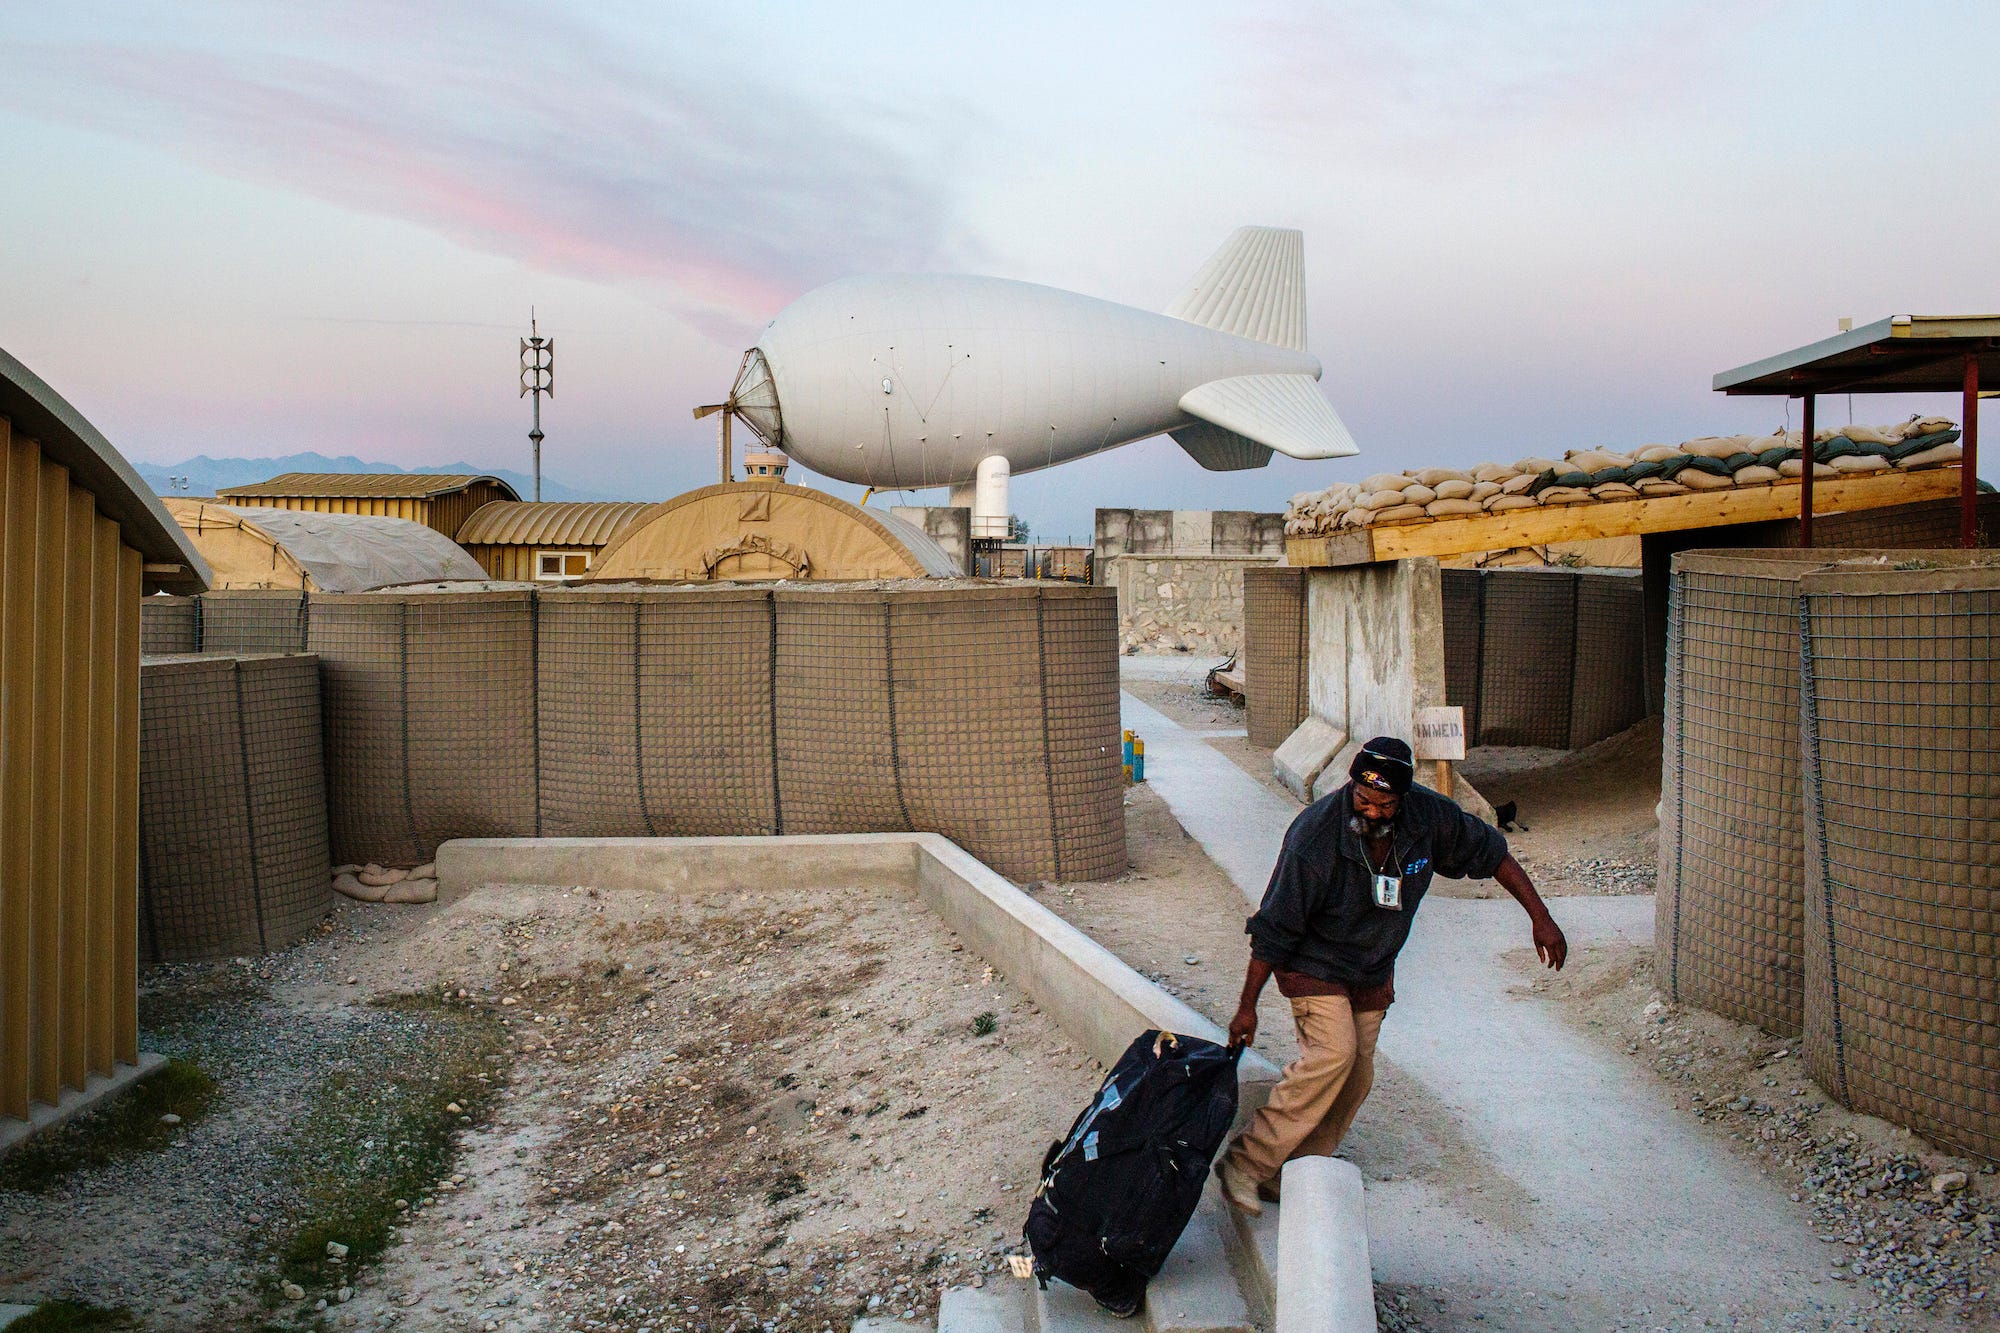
1224,994,1384,1184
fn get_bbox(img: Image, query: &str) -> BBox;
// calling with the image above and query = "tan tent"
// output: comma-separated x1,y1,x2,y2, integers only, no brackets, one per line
587,482,959,581
164,499,488,591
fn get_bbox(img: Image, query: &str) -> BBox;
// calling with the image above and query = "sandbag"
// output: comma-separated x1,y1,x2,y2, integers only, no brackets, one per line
1500,473,1538,495
1538,486,1594,505
1684,436,1751,460
1635,444,1685,464
1836,423,1901,446
1896,442,1963,469
1433,478,1475,500
1900,415,1955,438
1426,497,1484,517
1411,467,1473,487
1512,457,1558,475
1485,494,1540,512
1721,452,1763,472
1399,483,1439,506
1591,481,1640,501
1635,479,1689,497
1755,445,1799,468
1732,465,1782,486
1360,473,1414,493
1566,449,1631,472
1553,470,1595,489
1829,453,1891,474
1678,469,1735,490
1469,480,1502,502
1777,459,1839,479
1472,463,1518,483
1373,503,1430,524
1887,429,1960,462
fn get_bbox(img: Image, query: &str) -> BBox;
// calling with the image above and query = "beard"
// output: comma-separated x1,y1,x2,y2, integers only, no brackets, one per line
1347,806,1395,839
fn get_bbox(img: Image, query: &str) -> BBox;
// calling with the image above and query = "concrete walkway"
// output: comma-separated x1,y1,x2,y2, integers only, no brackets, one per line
1120,690,1863,1330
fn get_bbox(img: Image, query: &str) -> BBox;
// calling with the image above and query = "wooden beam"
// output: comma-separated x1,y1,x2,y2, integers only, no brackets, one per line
1285,467,1962,568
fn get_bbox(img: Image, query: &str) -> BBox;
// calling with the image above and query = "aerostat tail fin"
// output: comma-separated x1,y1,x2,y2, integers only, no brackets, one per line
1165,226,1308,352
1178,374,1358,462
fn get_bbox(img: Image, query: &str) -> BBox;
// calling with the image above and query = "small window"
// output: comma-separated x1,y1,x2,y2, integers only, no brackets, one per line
536,550,590,581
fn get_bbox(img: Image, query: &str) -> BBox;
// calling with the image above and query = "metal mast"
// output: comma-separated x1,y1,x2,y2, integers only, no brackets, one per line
519,309,554,501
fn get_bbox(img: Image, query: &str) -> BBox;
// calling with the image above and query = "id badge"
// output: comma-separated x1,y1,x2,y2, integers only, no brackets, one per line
1372,872,1403,911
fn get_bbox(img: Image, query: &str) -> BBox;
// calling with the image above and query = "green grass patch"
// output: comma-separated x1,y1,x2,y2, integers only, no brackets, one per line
3,1301,138,1331
271,995,510,1292
0,1060,215,1192
971,1011,998,1037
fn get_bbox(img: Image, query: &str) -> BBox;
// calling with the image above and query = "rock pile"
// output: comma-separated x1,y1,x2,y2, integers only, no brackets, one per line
1285,418,1963,537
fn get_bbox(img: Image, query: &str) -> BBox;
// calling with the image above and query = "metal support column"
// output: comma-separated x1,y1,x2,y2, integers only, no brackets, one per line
1963,352,1981,549
1799,393,1815,548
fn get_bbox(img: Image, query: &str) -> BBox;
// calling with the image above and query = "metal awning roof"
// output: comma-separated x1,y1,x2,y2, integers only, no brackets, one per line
1715,315,2000,395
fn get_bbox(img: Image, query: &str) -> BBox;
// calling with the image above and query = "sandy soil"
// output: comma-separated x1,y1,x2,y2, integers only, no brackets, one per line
0,881,1100,1332
1508,942,1997,1328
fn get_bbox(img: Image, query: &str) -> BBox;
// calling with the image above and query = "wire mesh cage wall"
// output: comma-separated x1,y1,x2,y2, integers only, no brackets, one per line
1656,554,1816,1036
1242,566,1309,748
197,590,309,655
138,653,330,961
1799,563,2000,1161
539,587,778,839
140,596,199,655
1439,569,1649,750
307,591,537,866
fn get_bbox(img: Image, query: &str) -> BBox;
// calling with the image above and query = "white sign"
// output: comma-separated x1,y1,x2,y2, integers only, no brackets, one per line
1413,706,1466,762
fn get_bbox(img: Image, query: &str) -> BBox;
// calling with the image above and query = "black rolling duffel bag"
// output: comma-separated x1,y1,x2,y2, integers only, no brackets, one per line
1022,1029,1242,1315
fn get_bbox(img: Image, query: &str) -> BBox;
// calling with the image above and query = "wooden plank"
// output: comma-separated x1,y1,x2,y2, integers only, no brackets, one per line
1283,529,1375,568
1288,468,1962,567
0,428,35,1119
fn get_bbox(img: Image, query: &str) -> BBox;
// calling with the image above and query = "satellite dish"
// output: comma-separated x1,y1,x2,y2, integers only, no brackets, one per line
693,348,783,483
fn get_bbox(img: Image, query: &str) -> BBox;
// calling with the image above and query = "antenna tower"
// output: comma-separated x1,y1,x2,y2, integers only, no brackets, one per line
519,309,555,501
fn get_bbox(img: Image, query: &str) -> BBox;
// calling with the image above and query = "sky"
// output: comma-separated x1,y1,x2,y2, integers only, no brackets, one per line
3,1,1996,542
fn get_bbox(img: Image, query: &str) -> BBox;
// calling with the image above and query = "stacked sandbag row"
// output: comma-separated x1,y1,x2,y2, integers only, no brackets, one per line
1285,416,1964,538
138,653,331,961
307,584,1124,885
1242,566,1310,748
1799,562,2000,1162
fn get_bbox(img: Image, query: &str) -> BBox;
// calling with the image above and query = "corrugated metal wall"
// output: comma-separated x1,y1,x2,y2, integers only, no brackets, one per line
227,482,510,540
0,423,142,1121
461,544,598,582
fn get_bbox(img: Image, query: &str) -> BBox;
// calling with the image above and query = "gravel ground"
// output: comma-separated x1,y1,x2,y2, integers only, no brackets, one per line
1511,941,1998,1330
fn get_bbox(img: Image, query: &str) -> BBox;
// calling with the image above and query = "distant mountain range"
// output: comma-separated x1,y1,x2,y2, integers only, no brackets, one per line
135,452,608,503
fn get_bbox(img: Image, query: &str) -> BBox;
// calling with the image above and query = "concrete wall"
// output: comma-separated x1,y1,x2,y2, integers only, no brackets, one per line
1304,559,1447,800
1100,553,1273,655
890,504,972,575
1094,508,1285,561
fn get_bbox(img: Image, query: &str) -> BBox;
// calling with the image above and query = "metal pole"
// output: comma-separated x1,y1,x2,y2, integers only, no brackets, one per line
1799,393,1815,549
530,397,543,503
1963,352,1981,549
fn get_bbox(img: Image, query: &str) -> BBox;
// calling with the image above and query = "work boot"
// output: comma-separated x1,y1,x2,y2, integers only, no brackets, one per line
1214,1155,1263,1217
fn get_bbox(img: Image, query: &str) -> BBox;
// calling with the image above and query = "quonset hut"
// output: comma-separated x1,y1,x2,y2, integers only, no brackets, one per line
1,346,210,1147
216,472,519,540
164,499,489,591
455,500,655,582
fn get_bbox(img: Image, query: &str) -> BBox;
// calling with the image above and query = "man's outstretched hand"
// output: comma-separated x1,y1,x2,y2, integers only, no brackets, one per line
1533,915,1568,971
1227,1006,1258,1051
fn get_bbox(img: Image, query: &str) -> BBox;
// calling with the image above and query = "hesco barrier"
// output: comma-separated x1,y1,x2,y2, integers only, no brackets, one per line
138,653,329,961
224,583,1123,882
309,591,539,868
1799,562,2000,1161
1656,553,1817,1036
199,589,309,654
1242,566,1308,748
1440,569,1648,749
140,596,199,654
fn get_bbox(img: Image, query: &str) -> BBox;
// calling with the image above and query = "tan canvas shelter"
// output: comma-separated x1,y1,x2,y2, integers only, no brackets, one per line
216,471,518,539
2,345,209,1144
164,499,487,592
587,482,958,582
455,500,654,581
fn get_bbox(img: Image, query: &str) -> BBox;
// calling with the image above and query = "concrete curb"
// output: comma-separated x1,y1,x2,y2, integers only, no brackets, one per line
1275,1157,1374,1333
437,834,1281,1122
1273,717,1343,805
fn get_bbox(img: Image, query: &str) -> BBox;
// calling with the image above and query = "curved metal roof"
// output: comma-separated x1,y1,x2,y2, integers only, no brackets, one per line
454,500,656,548
219,472,521,501
0,345,210,593
205,505,488,591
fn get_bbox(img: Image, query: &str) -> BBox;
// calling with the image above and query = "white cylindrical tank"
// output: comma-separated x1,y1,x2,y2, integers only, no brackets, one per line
971,456,1010,540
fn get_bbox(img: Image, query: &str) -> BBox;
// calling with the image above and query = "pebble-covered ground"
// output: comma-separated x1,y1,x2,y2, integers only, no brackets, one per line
0,881,1101,1332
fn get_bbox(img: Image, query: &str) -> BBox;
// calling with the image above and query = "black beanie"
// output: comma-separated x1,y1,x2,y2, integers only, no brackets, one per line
1350,736,1415,795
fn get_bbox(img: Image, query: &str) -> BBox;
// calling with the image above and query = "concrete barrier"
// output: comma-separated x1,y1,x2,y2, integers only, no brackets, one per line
1275,1157,1374,1333
437,832,1280,1123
